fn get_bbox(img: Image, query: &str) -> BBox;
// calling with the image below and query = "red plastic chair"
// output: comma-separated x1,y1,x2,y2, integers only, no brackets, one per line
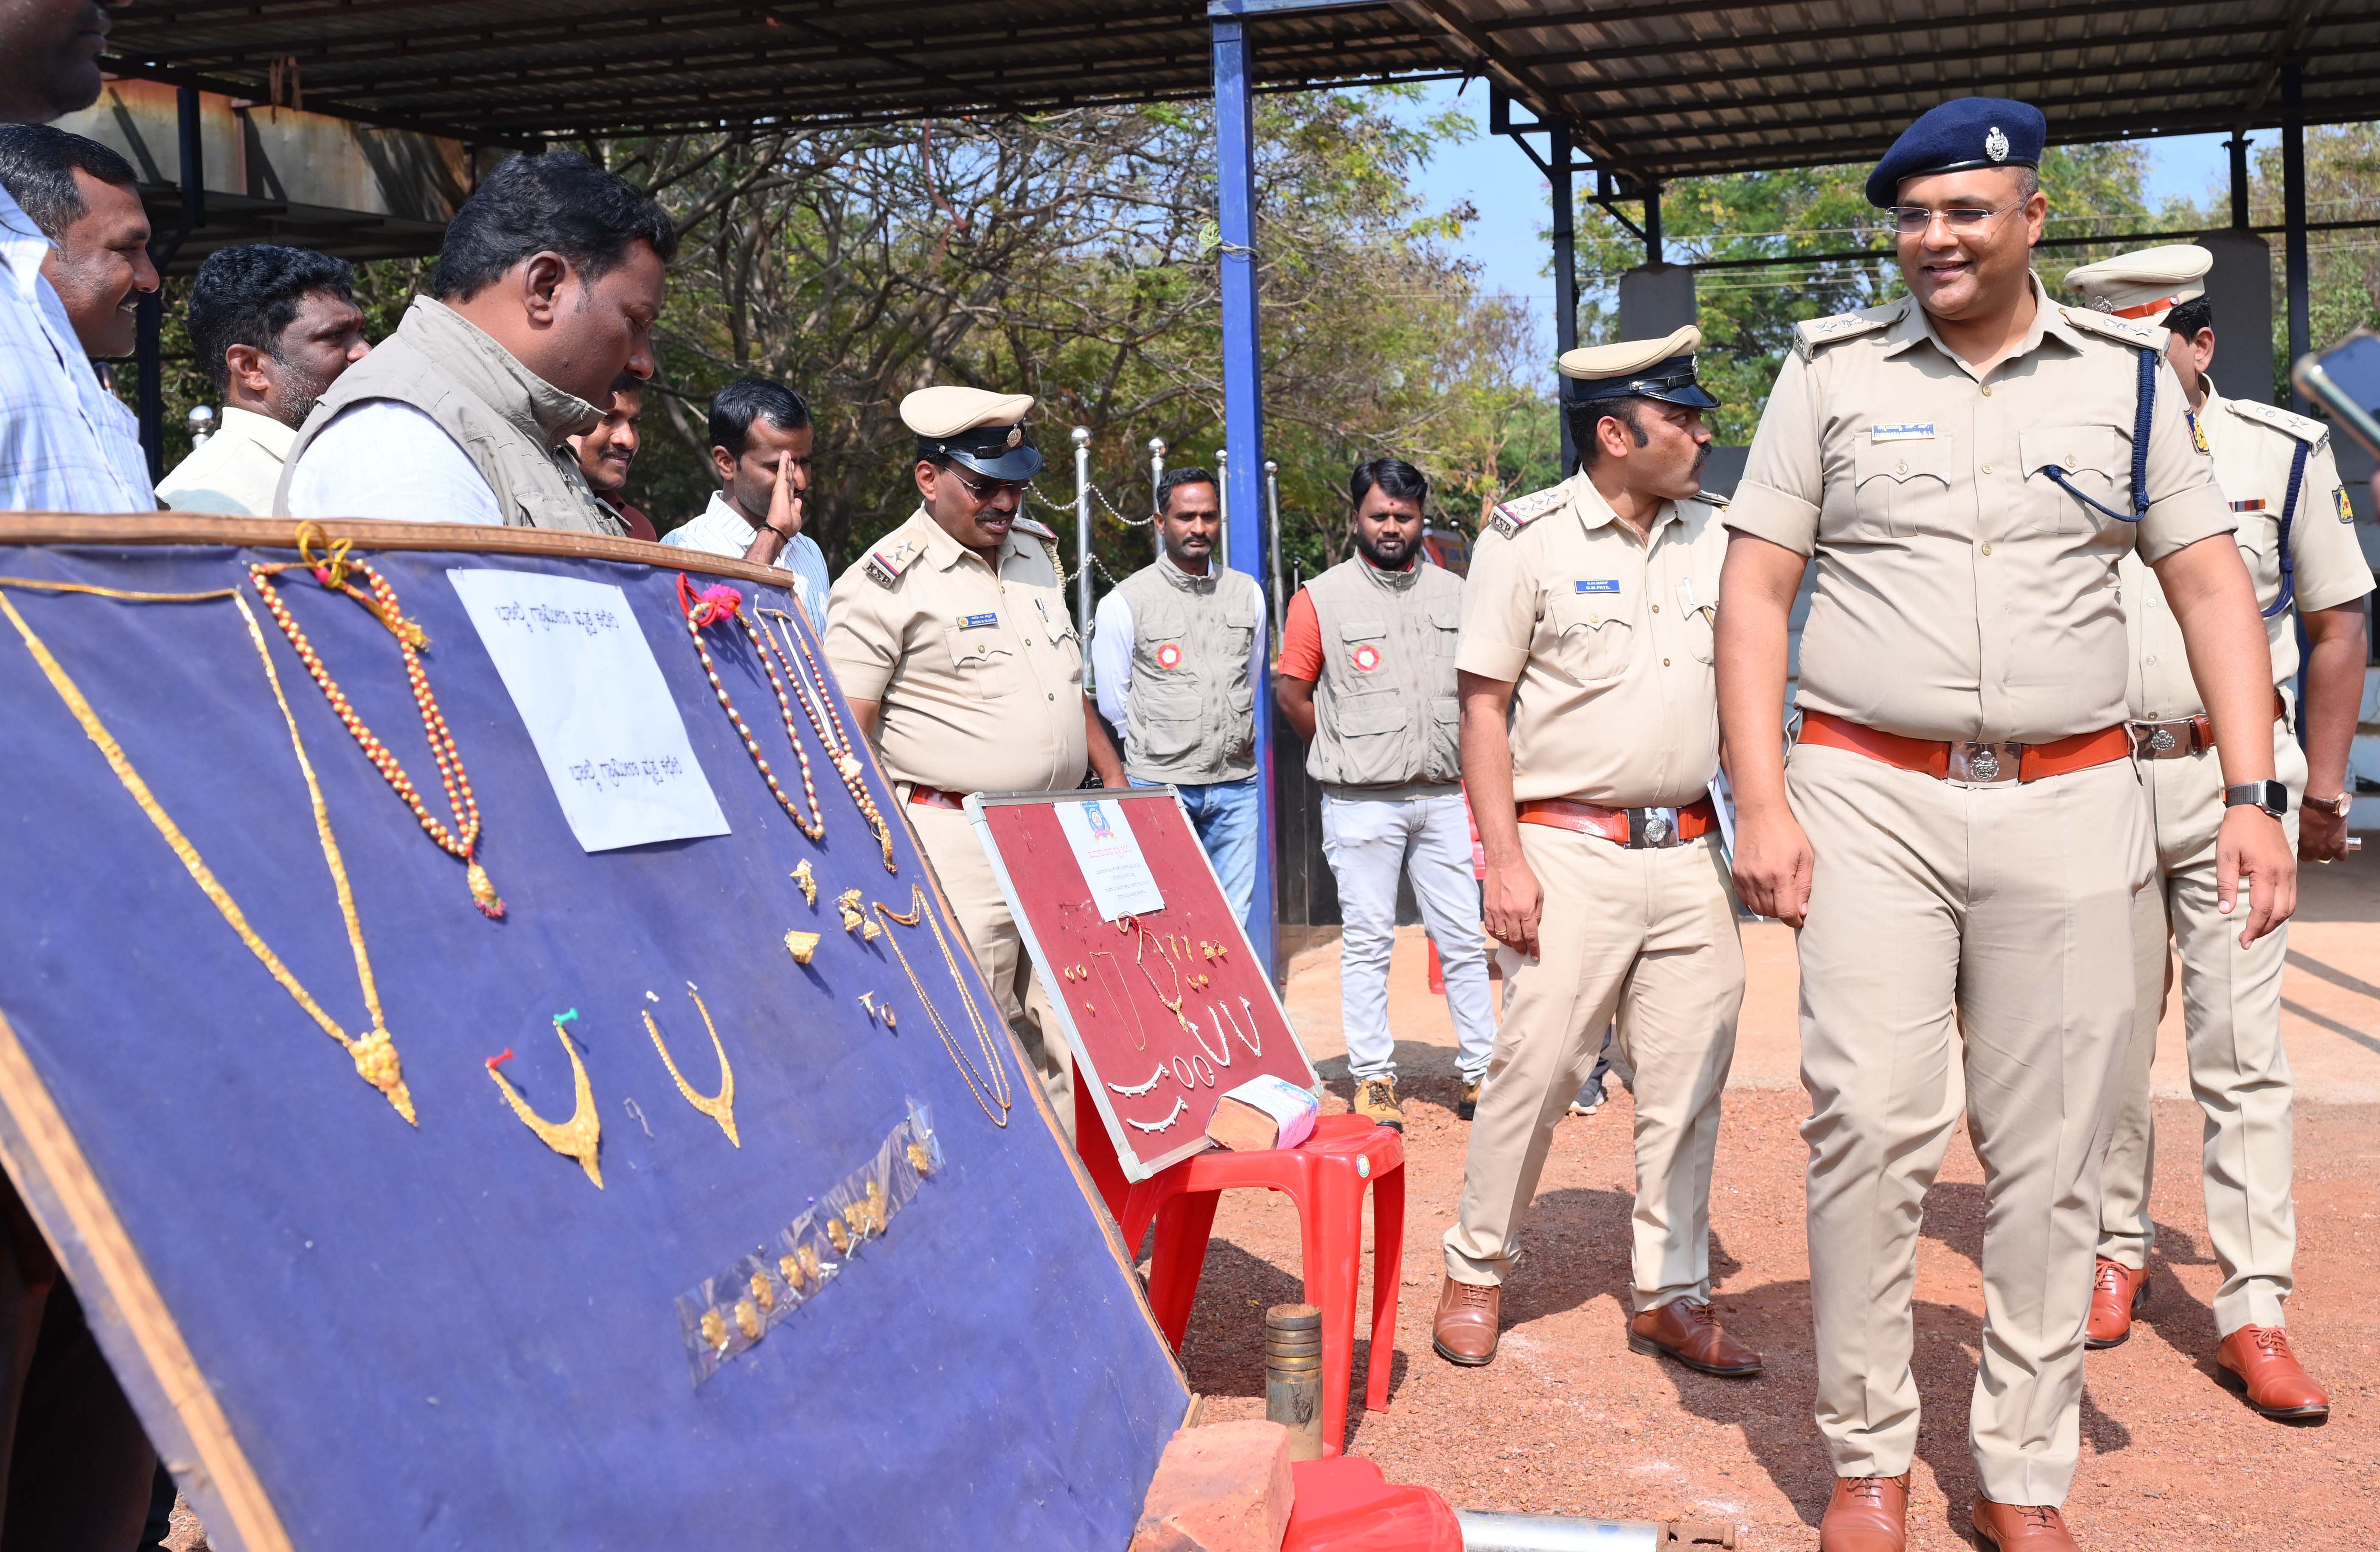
1281,1456,1462,1552
1073,1093,1404,1457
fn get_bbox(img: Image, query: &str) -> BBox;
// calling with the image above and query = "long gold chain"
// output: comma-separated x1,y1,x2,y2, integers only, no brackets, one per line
761,607,896,872
873,885,1012,1127
676,576,825,841
0,580,415,1122
248,531,503,919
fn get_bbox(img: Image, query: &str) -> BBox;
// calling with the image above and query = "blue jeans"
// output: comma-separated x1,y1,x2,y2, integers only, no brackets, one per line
1131,774,1262,929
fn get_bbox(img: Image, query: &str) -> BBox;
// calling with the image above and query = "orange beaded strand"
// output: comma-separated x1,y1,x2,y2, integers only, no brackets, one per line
758,606,895,871
248,551,504,919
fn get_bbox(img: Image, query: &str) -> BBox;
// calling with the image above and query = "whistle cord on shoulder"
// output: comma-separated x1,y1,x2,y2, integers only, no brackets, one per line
2262,440,2310,621
2038,345,2158,526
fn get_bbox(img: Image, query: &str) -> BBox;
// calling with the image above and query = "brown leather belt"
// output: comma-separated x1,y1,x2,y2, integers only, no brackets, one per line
1798,710,2131,785
907,784,969,810
1517,796,1718,848
2129,692,2288,761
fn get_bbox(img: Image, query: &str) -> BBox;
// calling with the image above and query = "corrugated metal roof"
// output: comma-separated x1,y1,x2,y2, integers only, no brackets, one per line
103,0,2379,175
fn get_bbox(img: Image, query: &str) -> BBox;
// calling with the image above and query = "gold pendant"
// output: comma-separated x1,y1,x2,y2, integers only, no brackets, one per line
486,1013,603,1188
643,985,740,1147
784,929,820,965
791,859,817,906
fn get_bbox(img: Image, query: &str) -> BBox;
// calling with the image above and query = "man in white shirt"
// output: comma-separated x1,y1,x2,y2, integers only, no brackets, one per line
281,151,672,532
0,112,154,512
662,375,832,627
157,245,370,515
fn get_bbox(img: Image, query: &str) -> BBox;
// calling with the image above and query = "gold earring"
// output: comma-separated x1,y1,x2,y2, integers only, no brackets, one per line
791,859,818,906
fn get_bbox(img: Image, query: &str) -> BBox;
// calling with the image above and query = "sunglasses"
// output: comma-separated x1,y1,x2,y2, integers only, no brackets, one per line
941,464,1030,503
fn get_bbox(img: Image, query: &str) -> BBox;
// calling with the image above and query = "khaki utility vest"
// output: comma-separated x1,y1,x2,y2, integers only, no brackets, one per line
276,296,623,535
1115,552,1262,784
1302,554,1464,794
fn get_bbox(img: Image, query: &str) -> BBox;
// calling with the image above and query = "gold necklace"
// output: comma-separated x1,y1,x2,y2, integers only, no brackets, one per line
1086,950,1146,1050
1134,925,1196,1034
873,886,1013,1127
0,580,415,1122
643,984,739,1147
761,607,897,872
486,1008,602,1187
250,530,503,919
676,576,825,842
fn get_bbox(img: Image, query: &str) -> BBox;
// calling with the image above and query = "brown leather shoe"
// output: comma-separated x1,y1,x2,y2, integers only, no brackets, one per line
1354,1077,1403,1132
2217,1324,2331,1420
1970,1498,2080,1549
1431,1276,1500,1366
2083,1256,2149,1349
1817,1473,1908,1552
1456,1080,1482,1121
1626,1297,1762,1377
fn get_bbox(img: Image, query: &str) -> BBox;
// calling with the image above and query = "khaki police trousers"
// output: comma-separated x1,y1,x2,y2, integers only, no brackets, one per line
902,798,1074,1140
1790,744,2150,1508
2099,728,2304,1333
1442,824,1744,1311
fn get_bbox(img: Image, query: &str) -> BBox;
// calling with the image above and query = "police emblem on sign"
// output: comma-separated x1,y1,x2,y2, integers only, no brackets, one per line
1985,126,2010,163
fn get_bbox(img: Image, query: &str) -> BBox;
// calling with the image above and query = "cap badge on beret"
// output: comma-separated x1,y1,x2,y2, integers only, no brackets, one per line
1985,127,2010,163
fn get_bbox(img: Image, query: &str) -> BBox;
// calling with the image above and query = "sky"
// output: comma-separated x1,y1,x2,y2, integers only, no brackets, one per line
1396,80,2274,312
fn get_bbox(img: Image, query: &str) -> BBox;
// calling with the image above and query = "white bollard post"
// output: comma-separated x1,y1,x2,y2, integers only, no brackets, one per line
1072,427,1093,643
1147,436,1167,562
1263,458,1284,627
1214,447,1229,572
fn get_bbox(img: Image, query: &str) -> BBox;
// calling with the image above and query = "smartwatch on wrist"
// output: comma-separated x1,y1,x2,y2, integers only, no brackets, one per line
2224,780,2289,819
2303,791,2354,818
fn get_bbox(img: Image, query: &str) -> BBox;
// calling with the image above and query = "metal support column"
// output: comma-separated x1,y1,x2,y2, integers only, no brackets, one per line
137,85,207,483
2282,65,2310,411
1072,427,1093,638
2228,133,2251,230
1645,184,1662,267
1550,125,1579,474
1212,16,1276,980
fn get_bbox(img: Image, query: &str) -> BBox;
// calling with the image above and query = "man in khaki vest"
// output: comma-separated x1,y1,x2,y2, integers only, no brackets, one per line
1090,466,1266,926
2064,245,2371,1420
1719,98,2294,1552
281,152,674,532
1275,459,1496,1130
1432,329,1759,1382
825,388,1124,1133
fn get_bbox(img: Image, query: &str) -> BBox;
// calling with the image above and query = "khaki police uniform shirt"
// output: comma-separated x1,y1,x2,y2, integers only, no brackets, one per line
1460,472,1728,807
823,506,1088,794
1727,274,2236,744
2124,384,2374,720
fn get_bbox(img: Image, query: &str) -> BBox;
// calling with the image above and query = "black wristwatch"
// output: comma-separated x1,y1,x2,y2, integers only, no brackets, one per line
2224,780,2290,819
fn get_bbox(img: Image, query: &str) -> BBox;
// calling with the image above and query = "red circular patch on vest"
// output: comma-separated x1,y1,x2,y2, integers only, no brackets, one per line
1351,643,1383,672
1154,642,1184,669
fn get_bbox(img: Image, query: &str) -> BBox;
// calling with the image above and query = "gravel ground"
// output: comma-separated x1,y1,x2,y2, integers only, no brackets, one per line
1172,1078,2378,1549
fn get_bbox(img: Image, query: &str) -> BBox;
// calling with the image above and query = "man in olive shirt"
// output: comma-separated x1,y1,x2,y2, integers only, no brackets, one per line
824,387,1123,1129
2066,245,2372,1419
1718,99,2294,1552
1434,329,1757,1383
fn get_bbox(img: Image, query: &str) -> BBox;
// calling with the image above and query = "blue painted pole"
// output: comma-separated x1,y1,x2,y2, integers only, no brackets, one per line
1212,17,1277,985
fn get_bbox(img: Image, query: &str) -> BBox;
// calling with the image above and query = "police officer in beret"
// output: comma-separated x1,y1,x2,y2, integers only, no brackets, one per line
824,387,1124,1134
2064,245,2369,1415
1433,327,1759,1383
1717,98,2293,1551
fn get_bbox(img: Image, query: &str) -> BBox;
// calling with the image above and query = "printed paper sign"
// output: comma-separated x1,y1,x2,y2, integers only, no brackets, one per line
448,568,731,851
1055,796,1164,920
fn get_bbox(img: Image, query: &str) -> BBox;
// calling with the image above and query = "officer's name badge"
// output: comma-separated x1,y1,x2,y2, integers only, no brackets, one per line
1574,579,1621,594
1870,423,1936,442
958,611,998,628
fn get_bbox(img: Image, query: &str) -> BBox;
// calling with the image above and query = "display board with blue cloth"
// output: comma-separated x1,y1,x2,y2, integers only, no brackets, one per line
0,516,1186,1552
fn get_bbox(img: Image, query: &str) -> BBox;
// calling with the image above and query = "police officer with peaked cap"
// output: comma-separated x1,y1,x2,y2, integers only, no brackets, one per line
2064,244,2369,1417
1716,98,2295,1552
1433,326,1760,1382
824,387,1125,1136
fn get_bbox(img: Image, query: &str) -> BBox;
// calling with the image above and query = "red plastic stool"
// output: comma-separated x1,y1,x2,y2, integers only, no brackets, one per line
1074,1092,1403,1457
1282,1456,1461,1552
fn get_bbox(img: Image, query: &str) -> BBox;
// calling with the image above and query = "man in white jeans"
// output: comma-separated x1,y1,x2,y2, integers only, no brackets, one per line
1276,458,1496,1129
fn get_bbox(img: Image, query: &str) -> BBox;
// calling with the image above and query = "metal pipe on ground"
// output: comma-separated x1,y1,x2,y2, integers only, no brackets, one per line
1455,1510,1738,1549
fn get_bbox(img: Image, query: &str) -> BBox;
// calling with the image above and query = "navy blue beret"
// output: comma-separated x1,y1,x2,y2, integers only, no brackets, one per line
1865,97,2047,207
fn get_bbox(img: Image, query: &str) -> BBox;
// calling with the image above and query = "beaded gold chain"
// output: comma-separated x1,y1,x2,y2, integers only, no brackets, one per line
676,576,825,842
248,531,502,919
761,607,896,872
0,579,415,1122
873,886,1012,1127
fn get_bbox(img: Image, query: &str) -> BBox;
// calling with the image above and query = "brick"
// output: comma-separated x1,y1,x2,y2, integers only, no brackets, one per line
1129,1420,1296,1552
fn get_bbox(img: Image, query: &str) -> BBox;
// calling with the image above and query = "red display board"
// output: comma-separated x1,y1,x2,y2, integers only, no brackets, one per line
968,788,1318,1180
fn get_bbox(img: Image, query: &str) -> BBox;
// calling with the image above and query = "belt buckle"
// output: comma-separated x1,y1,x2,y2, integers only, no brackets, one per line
1629,806,1681,846
1946,741,2021,787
